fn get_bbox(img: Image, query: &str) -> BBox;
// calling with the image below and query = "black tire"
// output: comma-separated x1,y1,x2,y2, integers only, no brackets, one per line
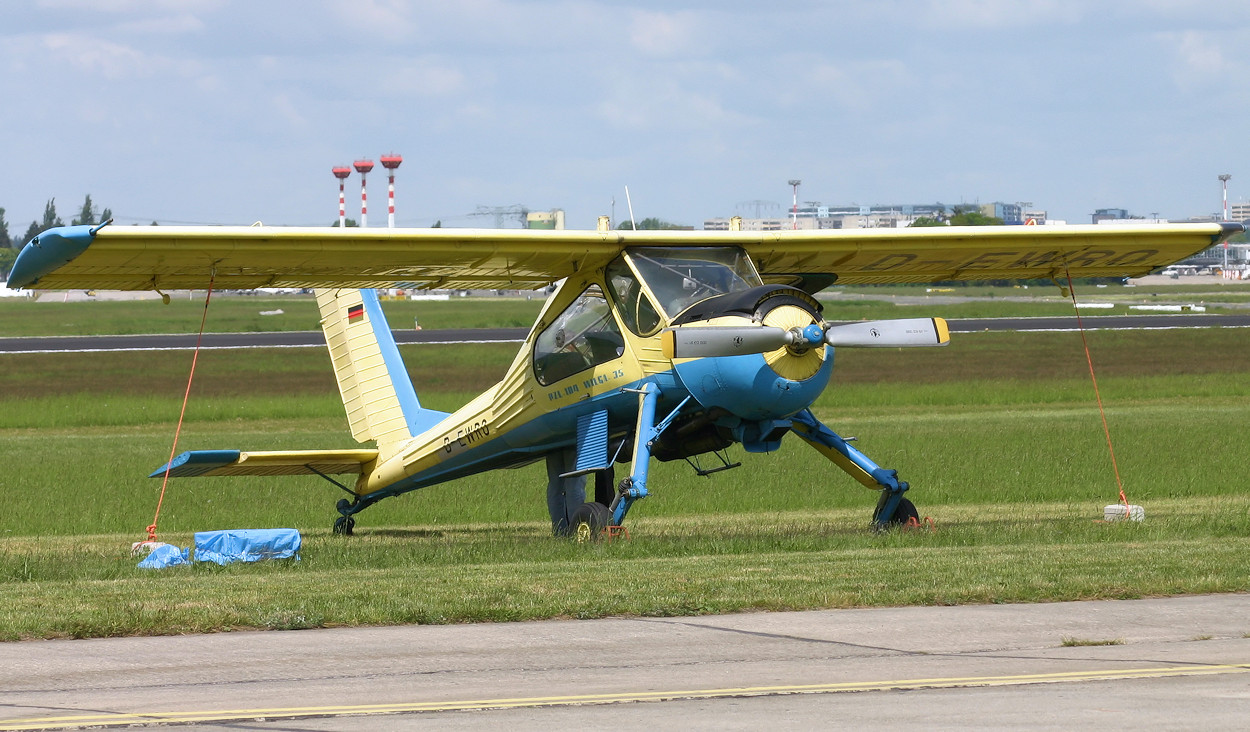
890,497,919,526
570,501,612,543
333,515,355,536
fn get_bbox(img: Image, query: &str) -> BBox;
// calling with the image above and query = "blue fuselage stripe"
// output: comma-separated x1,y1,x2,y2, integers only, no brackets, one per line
360,289,446,435
360,376,669,502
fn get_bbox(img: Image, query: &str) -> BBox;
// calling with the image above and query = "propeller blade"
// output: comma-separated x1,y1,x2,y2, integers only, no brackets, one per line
824,318,950,348
661,325,790,359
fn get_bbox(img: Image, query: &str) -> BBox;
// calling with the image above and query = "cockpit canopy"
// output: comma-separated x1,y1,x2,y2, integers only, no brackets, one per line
605,247,762,335
533,247,766,385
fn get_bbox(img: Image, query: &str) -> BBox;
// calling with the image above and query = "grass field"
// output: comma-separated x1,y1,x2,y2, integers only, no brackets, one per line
2,310,1249,640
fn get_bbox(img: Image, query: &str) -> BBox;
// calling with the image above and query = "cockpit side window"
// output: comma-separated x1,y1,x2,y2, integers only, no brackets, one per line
605,256,662,336
533,285,624,386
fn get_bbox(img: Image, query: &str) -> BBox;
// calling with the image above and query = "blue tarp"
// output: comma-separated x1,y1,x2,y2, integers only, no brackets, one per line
195,529,301,565
136,529,301,569
136,543,191,569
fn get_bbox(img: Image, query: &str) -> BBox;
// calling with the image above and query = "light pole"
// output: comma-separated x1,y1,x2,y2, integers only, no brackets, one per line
1220,173,1232,271
788,179,801,230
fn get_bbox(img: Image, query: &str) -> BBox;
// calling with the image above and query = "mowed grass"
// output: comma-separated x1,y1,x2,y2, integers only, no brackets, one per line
2,327,1249,639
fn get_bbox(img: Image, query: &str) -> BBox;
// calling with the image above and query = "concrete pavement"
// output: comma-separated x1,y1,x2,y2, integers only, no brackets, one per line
2,594,1247,730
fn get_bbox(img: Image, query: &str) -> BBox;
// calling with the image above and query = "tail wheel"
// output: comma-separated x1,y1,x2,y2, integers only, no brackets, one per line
333,516,355,536
570,501,612,543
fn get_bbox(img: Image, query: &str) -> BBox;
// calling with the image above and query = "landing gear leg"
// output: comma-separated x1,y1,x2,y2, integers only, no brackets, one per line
789,409,915,530
609,383,660,526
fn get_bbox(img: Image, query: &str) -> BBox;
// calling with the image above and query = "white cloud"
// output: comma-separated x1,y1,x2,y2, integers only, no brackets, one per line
628,10,702,57
323,0,417,42
806,59,912,113
270,92,308,129
858,0,1086,29
36,0,222,14
384,59,468,97
595,71,757,132
1173,30,1228,75
115,14,206,35
40,33,151,79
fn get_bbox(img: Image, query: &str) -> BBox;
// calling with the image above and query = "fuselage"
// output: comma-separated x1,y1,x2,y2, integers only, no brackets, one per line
357,246,834,504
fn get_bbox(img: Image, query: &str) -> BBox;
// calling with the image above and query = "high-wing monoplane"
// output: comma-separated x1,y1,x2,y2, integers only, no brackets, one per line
9,218,1241,537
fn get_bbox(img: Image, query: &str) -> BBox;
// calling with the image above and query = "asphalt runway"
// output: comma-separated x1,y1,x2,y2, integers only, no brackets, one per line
2,314,1248,353
2,594,1247,730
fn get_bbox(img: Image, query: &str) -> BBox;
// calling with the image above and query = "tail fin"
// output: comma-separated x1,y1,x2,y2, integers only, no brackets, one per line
316,288,448,453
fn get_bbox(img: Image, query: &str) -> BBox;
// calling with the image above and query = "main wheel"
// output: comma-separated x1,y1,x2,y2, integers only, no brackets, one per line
333,515,355,536
570,501,612,543
890,497,919,526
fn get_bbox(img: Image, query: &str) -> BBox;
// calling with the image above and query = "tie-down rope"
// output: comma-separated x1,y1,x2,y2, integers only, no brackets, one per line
146,276,216,541
1061,263,1130,512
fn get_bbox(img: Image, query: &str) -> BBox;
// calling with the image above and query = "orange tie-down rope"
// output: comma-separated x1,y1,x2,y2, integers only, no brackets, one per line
1062,263,1131,514
146,277,216,542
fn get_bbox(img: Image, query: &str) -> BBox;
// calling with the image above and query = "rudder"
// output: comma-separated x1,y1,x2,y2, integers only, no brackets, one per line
316,288,448,452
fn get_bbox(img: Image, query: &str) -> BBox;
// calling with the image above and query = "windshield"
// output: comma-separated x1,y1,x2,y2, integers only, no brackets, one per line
625,247,762,318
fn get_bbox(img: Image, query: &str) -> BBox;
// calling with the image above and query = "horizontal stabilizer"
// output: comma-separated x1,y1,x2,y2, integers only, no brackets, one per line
151,449,379,478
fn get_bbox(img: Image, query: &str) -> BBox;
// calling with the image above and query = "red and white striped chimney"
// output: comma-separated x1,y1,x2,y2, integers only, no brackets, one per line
380,153,403,228
332,166,351,227
354,159,374,227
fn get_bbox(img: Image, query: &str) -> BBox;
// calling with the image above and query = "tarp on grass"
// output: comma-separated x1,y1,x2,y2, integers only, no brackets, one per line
136,543,191,569
194,529,301,565
136,529,301,568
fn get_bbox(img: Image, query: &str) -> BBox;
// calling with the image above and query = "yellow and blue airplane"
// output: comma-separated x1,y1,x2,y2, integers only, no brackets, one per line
8,218,1242,536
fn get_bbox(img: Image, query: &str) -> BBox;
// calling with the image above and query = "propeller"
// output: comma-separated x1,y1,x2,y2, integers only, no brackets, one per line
661,317,950,359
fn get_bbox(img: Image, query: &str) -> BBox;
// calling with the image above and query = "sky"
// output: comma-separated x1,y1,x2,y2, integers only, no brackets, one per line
3,0,1249,233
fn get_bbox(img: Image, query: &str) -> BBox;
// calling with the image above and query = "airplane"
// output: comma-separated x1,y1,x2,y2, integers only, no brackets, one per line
8,217,1242,538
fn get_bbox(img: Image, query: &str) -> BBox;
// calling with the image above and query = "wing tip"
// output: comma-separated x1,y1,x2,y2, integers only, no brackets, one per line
150,450,242,478
8,225,98,289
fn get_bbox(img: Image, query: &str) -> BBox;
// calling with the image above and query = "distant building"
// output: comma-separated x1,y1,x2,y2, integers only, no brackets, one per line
526,209,565,230
1091,208,1131,224
704,201,1037,230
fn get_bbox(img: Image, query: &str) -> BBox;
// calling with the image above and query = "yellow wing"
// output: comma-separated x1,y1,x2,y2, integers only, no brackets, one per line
9,222,1239,290
742,223,1242,285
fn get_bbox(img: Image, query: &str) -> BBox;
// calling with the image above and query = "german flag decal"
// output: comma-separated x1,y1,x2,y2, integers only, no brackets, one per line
347,304,365,323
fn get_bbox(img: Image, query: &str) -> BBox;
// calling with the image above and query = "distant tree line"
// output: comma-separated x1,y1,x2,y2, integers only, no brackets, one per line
616,217,689,230
908,204,1003,227
0,195,113,278
0,195,113,247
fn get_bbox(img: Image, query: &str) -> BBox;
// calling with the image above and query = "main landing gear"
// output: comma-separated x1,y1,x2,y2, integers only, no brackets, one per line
568,466,621,542
789,409,920,530
570,501,612,542
567,385,922,539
